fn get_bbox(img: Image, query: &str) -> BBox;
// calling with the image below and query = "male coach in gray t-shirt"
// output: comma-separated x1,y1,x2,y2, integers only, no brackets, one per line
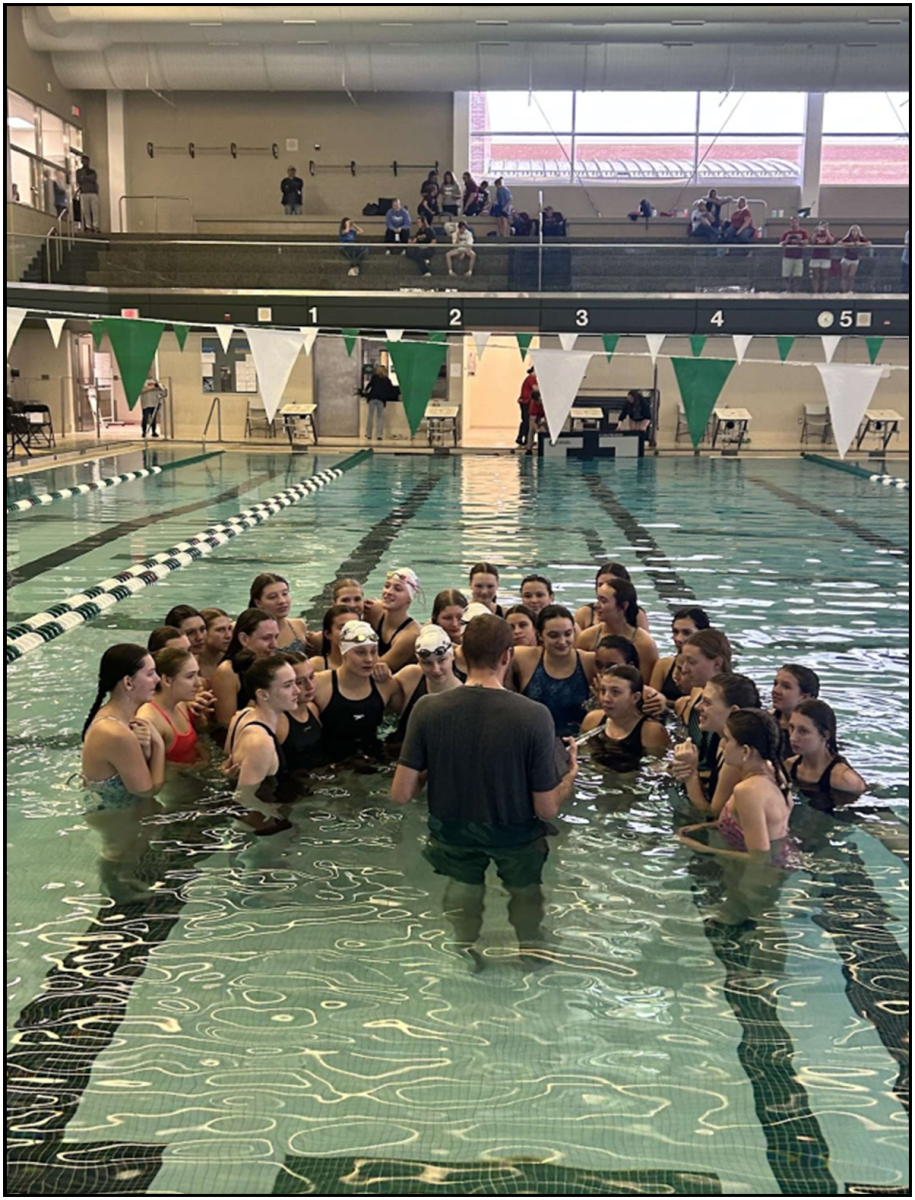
392,613,578,968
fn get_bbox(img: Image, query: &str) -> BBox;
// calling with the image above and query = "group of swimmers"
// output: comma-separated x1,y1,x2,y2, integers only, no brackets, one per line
80,560,867,896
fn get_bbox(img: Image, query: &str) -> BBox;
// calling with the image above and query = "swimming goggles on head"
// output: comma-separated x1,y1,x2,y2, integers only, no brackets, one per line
417,645,451,661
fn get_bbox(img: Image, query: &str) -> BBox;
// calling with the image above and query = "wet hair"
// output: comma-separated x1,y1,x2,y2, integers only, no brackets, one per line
793,699,839,755
164,604,201,629
521,573,553,595
432,589,468,621
82,644,150,740
684,629,733,672
505,603,537,623
469,562,500,581
153,647,194,685
225,608,278,662
779,663,821,699
200,607,229,629
597,562,631,583
332,578,363,601
709,672,761,710
461,613,514,671
596,635,640,668
243,654,293,702
725,709,788,787
536,604,575,633
600,577,640,626
673,606,711,631
279,650,309,666
600,664,645,705
322,603,360,638
249,572,289,608
148,626,185,653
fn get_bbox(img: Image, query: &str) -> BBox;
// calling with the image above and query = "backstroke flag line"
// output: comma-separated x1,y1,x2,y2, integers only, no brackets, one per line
104,318,166,410
732,335,753,365
299,327,318,356
473,331,492,359
815,363,883,459
7,308,27,358
820,336,842,364
529,349,594,444
246,328,305,422
671,357,736,448
386,340,448,435
558,333,579,353
645,334,666,365
45,317,66,349
214,324,235,354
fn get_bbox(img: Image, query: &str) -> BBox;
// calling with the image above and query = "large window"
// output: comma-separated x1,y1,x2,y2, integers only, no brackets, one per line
6,88,83,212
470,91,908,186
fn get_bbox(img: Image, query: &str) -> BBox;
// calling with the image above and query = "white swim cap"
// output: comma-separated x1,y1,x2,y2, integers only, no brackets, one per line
416,625,452,656
385,568,421,598
461,601,493,625
340,620,379,654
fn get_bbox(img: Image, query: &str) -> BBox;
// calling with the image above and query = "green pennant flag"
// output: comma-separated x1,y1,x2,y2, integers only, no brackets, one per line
104,318,166,410
91,320,107,349
428,331,447,343
387,340,448,436
865,337,884,364
689,335,708,358
516,333,534,359
601,334,620,363
671,357,736,449
173,324,189,351
776,336,795,362
341,328,360,356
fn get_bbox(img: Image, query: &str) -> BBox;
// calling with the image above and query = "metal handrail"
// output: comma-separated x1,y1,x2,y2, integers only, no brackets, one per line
201,395,222,447
43,208,75,282
118,194,195,233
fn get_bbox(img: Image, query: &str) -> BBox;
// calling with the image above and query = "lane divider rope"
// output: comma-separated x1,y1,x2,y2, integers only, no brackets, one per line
801,452,909,490
6,450,371,664
7,450,225,513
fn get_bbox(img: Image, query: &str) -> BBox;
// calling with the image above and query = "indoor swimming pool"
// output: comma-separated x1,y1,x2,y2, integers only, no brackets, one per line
6,452,910,1196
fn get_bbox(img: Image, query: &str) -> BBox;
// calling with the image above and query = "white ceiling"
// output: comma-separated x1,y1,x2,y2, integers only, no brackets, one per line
23,5,912,91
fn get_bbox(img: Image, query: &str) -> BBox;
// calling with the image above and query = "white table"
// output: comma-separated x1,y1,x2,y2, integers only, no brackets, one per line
280,403,318,446
856,409,904,452
425,405,459,446
711,406,752,451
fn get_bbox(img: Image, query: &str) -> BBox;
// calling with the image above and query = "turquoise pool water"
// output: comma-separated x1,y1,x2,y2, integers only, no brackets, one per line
6,453,909,1196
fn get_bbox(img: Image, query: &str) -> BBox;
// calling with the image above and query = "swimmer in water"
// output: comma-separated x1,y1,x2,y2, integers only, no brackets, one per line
514,604,597,735
250,573,309,654
670,672,761,814
505,604,539,648
309,604,361,673
575,576,659,683
212,609,280,729
311,620,401,761
431,589,468,645
365,569,423,671
277,651,325,777
649,607,711,702
148,626,190,654
771,663,820,758
164,605,207,660
579,665,670,769
390,625,463,747
197,608,233,683
785,698,866,809
468,562,504,616
574,564,651,634
519,573,554,619
138,648,210,768
668,630,734,775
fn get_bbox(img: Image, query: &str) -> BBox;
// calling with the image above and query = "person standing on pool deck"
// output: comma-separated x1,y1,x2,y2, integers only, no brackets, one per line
392,613,578,971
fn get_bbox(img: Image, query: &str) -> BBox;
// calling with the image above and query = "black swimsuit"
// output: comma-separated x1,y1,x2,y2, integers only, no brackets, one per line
594,718,649,772
390,677,428,744
686,697,719,776
284,710,324,771
789,754,851,813
660,660,684,702
228,717,287,777
377,617,414,657
321,671,386,759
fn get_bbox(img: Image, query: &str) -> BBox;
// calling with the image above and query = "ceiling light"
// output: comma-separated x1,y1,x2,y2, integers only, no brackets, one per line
476,19,509,25
297,40,328,45
189,21,222,26
379,22,413,27
670,19,705,25
845,41,878,47
283,18,317,23
867,17,902,23
7,117,36,130
663,41,694,47
210,41,240,46
479,41,510,46
389,42,420,47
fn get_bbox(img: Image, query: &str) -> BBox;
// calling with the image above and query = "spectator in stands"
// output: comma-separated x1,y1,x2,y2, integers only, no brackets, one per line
461,173,480,215
491,177,513,237
440,171,462,216
542,206,567,237
11,183,21,202
76,155,100,233
418,171,440,222
475,180,491,216
281,167,303,216
446,221,476,277
721,196,755,244
385,199,412,254
780,217,809,293
839,225,871,293
511,211,534,237
339,217,367,277
701,188,734,230
408,215,437,277
516,365,538,448
689,201,717,241
809,221,835,294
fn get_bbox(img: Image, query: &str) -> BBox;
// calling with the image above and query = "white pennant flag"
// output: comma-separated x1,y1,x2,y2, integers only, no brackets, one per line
299,327,319,356
7,308,27,359
820,336,842,364
732,335,753,365
816,363,884,459
246,328,305,422
214,324,235,354
472,331,492,358
386,329,405,343
558,333,579,353
645,334,666,365
530,349,594,444
45,317,66,349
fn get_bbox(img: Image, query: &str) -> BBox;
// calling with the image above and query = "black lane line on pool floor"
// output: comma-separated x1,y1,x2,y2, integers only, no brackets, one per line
745,476,910,563
581,473,697,605
6,468,284,589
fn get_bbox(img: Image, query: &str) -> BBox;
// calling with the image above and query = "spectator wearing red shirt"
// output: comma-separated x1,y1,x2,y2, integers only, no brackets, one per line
839,225,871,293
809,222,835,294
516,365,538,447
780,217,810,292
722,197,755,244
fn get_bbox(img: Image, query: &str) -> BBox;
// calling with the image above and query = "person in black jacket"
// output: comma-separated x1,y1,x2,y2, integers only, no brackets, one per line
362,365,399,442
281,167,303,216
618,389,652,432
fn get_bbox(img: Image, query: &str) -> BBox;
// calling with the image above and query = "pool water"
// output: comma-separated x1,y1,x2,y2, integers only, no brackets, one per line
6,453,909,1196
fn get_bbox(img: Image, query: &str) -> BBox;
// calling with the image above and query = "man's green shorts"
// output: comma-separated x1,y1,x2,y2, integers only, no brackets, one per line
423,836,548,888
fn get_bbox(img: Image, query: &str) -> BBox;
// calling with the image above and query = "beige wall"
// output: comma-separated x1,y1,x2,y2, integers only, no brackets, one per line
7,325,77,435
5,6,84,120
462,335,538,437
